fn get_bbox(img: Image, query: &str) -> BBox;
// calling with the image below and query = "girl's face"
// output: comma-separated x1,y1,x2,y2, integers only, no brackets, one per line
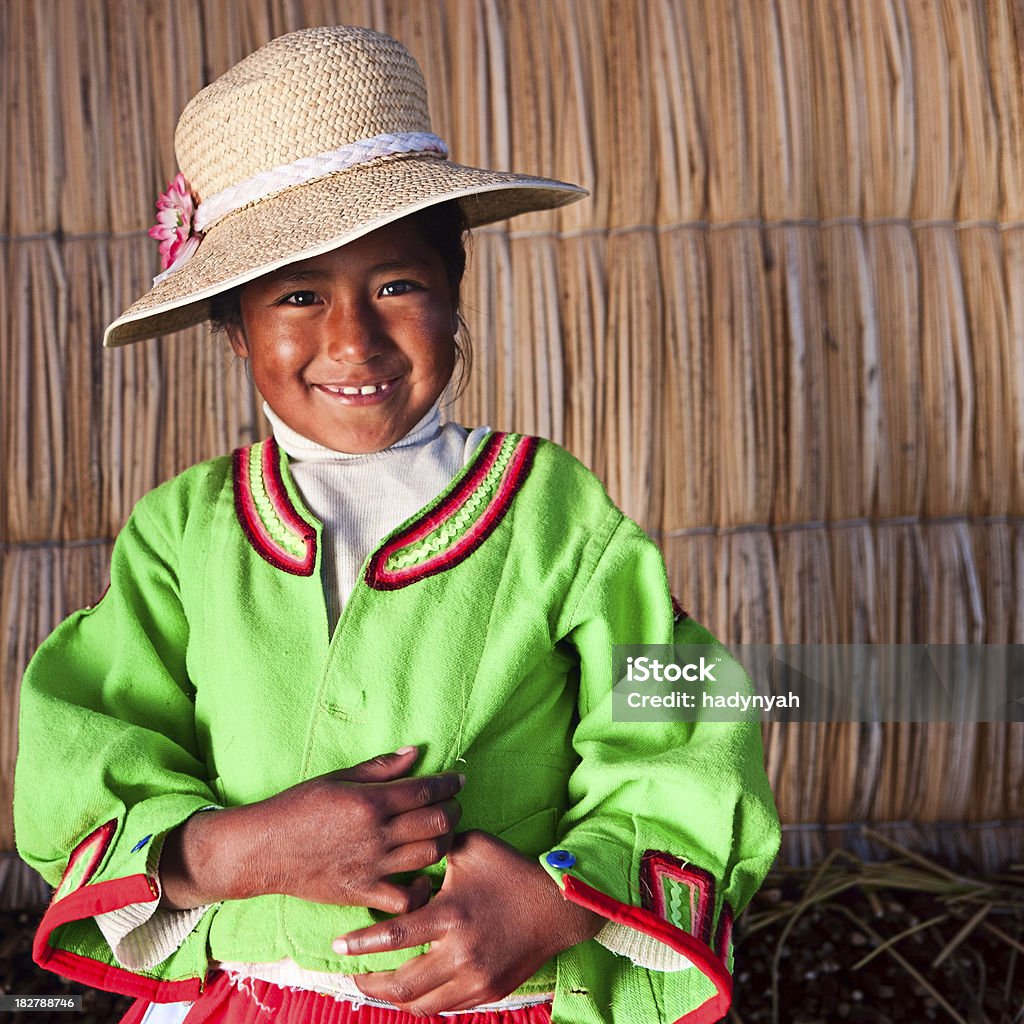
227,220,458,454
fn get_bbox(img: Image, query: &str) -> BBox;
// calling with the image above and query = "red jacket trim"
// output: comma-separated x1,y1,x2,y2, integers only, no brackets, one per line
561,874,732,1024
34,873,204,1002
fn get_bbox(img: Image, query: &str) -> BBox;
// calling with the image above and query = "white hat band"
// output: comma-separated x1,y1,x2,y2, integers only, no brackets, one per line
193,131,449,232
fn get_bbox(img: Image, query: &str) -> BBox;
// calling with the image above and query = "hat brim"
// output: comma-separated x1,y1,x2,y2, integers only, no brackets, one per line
103,156,587,346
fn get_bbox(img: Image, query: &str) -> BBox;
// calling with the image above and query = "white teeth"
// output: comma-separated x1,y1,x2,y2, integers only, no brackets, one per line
322,380,392,396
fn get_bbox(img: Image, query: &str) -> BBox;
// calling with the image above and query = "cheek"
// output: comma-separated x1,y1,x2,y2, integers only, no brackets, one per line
251,335,309,378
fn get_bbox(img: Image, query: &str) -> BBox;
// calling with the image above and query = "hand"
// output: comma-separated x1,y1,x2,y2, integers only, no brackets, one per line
334,830,603,1014
160,746,463,913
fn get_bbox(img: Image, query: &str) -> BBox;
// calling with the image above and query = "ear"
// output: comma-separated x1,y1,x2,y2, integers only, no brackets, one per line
226,319,250,359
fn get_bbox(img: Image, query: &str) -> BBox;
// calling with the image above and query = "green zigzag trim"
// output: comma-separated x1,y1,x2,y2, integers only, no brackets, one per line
248,442,307,560
384,434,520,572
661,876,693,933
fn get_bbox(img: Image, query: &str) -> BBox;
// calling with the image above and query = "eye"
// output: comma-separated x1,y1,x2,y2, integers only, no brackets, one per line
379,280,418,297
280,290,319,306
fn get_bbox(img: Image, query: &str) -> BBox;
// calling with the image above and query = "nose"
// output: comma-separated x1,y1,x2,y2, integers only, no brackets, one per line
322,298,386,363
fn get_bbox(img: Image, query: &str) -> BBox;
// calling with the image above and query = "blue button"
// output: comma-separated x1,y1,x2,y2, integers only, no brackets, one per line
546,849,576,869
131,835,153,853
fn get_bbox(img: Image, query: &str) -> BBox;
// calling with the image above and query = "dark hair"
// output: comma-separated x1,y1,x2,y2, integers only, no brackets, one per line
209,199,473,397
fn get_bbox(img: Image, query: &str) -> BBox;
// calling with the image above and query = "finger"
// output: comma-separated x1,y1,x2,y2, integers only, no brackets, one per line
376,771,465,815
384,832,456,873
329,746,419,784
364,874,433,916
388,798,462,846
350,952,444,1010
334,901,441,956
354,957,483,1016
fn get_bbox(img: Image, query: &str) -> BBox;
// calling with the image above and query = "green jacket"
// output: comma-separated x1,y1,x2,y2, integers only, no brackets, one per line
15,431,779,1023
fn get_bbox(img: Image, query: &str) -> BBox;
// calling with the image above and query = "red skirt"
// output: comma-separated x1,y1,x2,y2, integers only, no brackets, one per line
121,972,553,1024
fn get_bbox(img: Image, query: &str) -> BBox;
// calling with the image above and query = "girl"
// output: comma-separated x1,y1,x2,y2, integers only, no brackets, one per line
15,25,779,1024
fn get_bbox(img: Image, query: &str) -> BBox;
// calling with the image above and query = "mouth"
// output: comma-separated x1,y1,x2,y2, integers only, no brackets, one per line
313,376,401,402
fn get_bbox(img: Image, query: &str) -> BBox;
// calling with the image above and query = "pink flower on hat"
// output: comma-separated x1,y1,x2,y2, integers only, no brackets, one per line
149,173,200,271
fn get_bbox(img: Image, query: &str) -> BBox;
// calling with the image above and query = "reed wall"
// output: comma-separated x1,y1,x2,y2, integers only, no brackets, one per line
2,0,1023,897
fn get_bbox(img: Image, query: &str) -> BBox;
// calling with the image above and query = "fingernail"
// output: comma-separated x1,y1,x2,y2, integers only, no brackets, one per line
457,773,466,787
395,745,417,755
333,938,349,955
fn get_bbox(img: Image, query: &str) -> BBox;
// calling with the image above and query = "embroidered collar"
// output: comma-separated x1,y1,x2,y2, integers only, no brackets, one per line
232,432,538,586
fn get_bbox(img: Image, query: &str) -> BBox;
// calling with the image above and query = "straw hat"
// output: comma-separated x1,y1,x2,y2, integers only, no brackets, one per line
103,25,587,347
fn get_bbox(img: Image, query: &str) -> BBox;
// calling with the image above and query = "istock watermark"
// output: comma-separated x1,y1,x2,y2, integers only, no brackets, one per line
612,644,1024,723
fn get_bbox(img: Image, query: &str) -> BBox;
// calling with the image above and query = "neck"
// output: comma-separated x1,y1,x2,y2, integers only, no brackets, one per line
263,403,443,461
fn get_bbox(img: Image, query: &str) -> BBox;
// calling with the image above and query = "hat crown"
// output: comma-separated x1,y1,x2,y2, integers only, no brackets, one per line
175,26,433,202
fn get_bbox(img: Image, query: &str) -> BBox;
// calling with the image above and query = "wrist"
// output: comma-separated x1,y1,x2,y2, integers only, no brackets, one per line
553,895,604,949
160,806,256,908
535,866,603,957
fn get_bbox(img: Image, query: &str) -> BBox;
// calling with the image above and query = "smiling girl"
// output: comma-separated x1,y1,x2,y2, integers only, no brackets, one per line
15,26,779,1024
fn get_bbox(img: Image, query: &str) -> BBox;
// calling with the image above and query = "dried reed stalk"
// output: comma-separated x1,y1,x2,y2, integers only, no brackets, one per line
809,1,865,218
945,0,1000,221
602,232,662,524
713,532,783,644
450,0,508,176
63,241,107,540
55,0,112,234
865,225,924,517
5,242,65,543
987,0,1024,221
1000,228,1024,515
705,0,759,219
603,0,655,229
509,237,565,443
549,0,608,231
905,0,957,220
955,228,1010,516
917,227,974,517
649,0,707,223
819,226,879,519
658,227,711,529
855,0,915,218
503,1,560,238
754,0,815,221
557,236,608,470
969,522,1014,642
709,227,774,526
5,0,60,233
764,227,827,523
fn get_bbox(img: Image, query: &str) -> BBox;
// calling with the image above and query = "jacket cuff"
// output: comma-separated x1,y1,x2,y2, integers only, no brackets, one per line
541,847,734,1015
93,833,211,970
34,798,217,1000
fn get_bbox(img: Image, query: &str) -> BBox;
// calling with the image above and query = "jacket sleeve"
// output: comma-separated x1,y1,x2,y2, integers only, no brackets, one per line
14,488,218,1002
542,513,780,1024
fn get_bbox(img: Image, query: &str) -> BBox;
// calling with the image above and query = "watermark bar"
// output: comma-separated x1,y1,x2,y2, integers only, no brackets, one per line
0,994,83,1011
612,644,1024,723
